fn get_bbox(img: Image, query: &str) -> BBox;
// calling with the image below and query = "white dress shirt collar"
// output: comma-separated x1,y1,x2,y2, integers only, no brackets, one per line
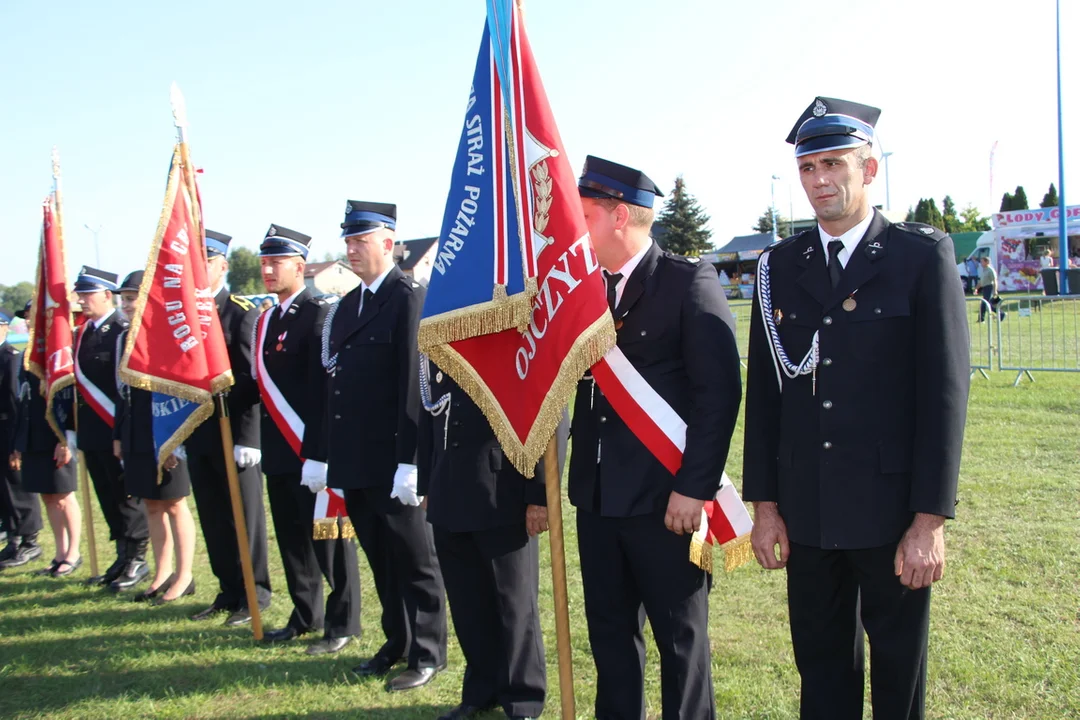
277,286,306,316
92,309,116,329
608,241,652,307
358,265,395,314
819,210,875,269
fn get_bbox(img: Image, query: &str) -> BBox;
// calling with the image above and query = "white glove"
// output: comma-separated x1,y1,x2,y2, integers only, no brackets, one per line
301,460,328,494
173,445,187,462
66,430,78,451
233,445,262,469
390,463,421,506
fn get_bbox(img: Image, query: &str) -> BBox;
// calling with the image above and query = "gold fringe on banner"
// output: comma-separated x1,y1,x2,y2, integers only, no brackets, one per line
313,517,357,541
427,312,616,476
689,535,713,574
720,534,754,572
418,281,537,353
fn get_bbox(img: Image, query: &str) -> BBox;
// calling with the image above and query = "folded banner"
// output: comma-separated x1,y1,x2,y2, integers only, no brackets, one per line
252,310,353,540
120,146,233,479
593,346,753,573
419,0,614,473
24,196,75,442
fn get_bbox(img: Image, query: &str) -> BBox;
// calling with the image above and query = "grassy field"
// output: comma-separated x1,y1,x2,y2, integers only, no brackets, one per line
2,369,1079,719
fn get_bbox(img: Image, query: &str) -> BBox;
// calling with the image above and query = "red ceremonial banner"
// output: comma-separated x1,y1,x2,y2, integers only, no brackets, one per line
24,196,76,443
119,145,233,462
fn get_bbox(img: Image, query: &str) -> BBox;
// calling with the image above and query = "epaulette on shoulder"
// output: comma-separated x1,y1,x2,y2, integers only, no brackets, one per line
766,231,808,255
893,222,947,243
664,252,702,264
230,295,256,311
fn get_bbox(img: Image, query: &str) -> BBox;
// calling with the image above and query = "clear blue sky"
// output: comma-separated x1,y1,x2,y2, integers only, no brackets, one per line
1,0,1077,286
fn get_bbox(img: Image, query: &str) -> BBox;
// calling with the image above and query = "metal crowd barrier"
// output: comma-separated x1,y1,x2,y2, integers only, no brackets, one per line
995,294,1080,386
966,296,996,380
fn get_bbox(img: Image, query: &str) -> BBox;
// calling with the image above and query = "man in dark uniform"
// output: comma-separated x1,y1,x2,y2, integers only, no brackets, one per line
321,200,447,691
570,157,743,720
187,231,271,626
72,266,150,588
742,97,970,720
418,362,567,720
253,224,361,655
0,313,43,569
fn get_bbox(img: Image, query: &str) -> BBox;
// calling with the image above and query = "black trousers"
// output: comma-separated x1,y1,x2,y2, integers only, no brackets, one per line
434,523,545,718
188,452,271,609
786,542,931,720
0,464,43,537
576,508,715,720
344,487,446,669
266,473,360,638
83,449,147,545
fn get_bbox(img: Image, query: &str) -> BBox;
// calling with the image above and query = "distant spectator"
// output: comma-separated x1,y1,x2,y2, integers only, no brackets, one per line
964,257,979,294
976,257,1002,323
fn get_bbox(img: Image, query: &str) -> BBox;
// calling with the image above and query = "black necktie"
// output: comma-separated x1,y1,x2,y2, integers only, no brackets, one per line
827,240,844,289
359,288,374,315
604,272,622,313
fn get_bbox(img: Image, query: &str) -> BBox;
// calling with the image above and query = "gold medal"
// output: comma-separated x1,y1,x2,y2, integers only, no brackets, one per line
614,319,624,331
842,297,857,312
275,342,283,351
774,309,783,324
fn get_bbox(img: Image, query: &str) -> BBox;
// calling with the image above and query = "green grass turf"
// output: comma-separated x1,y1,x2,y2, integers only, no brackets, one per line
2,370,1079,719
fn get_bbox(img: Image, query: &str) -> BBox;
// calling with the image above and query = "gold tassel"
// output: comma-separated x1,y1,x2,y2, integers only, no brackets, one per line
721,534,754,572
426,312,616,477
689,535,713,574
312,519,340,541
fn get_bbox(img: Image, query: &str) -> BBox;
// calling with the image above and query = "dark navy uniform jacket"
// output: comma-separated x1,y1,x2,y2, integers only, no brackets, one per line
742,210,970,550
568,242,743,517
254,288,330,475
417,365,568,534
187,288,261,454
1,342,20,456
74,311,127,452
321,266,422,491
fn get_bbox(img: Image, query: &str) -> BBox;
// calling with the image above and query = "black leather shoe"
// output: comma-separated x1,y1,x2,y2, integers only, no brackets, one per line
0,542,43,569
386,664,444,692
262,626,307,643
352,654,405,677
152,580,195,606
36,560,62,576
436,703,497,720
52,558,82,577
0,539,20,562
134,575,175,602
305,635,354,655
108,559,149,591
190,603,226,621
224,608,252,627
88,556,126,586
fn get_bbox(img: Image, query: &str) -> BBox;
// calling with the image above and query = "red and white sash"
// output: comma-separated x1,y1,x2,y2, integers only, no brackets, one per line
74,323,116,429
253,309,353,540
592,346,753,573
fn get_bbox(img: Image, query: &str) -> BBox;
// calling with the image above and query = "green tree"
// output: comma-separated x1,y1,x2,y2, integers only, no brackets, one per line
226,247,263,295
1040,183,1059,208
905,205,916,222
1,282,35,314
654,175,713,256
942,195,958,233
913,198,944,231
957,204,991,232
1012,185,1029,210
752,207,789,237
1000,192,1014,211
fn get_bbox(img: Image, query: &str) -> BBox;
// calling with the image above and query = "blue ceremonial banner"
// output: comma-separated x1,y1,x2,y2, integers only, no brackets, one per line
149,392,197,460
418,15,536,348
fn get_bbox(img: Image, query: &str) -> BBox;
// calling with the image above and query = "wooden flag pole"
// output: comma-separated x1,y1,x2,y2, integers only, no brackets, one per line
214,395,263,640
52,147,99,578
543,433,576,718
171,85,262,640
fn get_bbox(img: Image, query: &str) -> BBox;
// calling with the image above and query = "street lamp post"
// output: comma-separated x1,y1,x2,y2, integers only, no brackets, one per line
84,224,102,267
770,175,780,238
880,151,894,212
1055,0,1069,294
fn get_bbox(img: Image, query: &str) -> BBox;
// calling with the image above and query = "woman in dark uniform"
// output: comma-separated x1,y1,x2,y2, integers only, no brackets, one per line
13,370,81,577
115,272,196,604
